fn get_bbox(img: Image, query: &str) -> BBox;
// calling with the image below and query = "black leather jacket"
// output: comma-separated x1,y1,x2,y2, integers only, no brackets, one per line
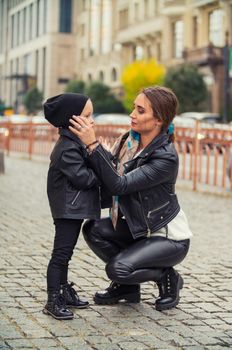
88,132,180,239
47,129,100,220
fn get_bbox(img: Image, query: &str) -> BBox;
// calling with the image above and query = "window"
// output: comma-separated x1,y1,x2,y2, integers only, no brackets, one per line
81,23,85,36
101,0,111,54
209,9,223,46
154,0,159,15
192,16,198,47
144,0,149,18
89,0,99,56
119,9,128,29
29,3,33,40
111,68,117,82
88,73,92,82
134,46,144,60
134,3,139,21
157,42,161,61
99,71,104,82
59,0,72,33
173,20,183,58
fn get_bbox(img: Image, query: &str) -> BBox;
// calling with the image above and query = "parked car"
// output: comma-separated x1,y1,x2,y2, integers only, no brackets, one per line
0,114,48,124
174,112,222,128
94,113,131,125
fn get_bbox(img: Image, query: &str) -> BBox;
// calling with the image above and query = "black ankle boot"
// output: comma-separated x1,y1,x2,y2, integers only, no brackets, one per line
94,281,141,305
43,291,74,320
155,268,183,311
61,282,89,309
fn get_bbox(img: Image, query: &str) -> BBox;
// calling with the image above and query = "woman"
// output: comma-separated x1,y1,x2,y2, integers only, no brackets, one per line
69,86,192,311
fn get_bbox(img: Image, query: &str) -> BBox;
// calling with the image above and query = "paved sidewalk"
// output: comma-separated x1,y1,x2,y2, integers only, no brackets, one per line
0,156,232,350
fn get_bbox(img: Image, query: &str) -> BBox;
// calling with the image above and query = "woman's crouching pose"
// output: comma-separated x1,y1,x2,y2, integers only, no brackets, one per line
70,86,192,311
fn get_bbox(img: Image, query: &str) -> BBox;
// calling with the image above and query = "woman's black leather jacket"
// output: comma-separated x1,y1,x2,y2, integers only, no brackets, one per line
88,132,180,239
47,129,100,220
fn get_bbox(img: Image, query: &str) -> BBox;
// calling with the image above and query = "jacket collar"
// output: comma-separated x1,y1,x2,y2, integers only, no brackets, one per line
137,132,169,158
59,128,84,146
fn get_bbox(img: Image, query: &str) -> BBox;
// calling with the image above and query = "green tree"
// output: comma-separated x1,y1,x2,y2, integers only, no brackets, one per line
23,86,43,114
121,59,166,111
165,64,208,113
85,82,125,114
65,80,86,94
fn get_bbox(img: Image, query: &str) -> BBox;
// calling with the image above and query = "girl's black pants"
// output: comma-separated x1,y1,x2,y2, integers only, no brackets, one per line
47,218,83,292
83,217,190,284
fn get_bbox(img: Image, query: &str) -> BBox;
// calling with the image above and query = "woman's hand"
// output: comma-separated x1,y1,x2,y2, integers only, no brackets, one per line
69,115,97,146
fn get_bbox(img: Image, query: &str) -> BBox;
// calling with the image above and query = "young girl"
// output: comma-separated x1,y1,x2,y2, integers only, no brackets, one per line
43,93,100,320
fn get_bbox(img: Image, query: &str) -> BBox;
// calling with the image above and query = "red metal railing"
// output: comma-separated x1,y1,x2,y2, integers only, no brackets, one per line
0,121,231,192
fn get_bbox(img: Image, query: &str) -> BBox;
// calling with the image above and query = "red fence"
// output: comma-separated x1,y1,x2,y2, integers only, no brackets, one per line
0,121,232,192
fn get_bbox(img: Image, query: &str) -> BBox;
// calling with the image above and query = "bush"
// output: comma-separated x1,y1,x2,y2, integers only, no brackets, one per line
165,64,208,113
121,59,166,111
23,87,43,114
85,82,125,114
65,80,86,94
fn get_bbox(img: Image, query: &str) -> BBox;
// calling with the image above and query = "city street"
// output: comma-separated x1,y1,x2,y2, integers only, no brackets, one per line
0,156,232,350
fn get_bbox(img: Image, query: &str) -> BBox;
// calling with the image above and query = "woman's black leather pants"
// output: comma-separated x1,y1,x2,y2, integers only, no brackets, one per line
83,217,190,284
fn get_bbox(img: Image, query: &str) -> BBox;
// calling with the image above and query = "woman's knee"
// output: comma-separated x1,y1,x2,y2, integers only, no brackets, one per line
106,259,133,284
82,219,99,243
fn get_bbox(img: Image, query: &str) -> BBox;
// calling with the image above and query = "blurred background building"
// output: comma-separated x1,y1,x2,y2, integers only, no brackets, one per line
0,0,231,113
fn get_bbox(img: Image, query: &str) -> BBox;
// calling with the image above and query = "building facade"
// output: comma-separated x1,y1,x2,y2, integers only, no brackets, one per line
0,0,231,113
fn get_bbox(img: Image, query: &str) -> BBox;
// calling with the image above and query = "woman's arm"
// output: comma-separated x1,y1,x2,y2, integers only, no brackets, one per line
87,144,175,195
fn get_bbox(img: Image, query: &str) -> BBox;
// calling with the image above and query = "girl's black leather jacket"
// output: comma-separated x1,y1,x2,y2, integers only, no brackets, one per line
47,129,100,220
88,132,180,239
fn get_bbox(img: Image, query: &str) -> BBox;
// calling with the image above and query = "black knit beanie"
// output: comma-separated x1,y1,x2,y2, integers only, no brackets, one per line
43,93,89,128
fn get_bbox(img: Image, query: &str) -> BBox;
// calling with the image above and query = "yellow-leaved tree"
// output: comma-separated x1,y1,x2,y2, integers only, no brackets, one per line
121,59,166,111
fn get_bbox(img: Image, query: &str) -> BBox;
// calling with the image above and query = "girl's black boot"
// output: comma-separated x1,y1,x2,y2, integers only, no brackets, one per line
155,267,183,311
43,291,74,320
61,282,89,309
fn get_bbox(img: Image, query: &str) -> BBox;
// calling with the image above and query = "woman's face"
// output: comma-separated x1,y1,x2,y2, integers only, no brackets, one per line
130,93,162,134
80,99,94,125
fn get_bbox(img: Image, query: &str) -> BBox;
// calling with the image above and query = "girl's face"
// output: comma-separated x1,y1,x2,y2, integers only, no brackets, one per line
130,93,162,134
80,99,94,125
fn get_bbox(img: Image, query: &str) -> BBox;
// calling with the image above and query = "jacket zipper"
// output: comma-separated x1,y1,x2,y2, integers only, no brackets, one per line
71,191,80,205
147,201,170,218
138,193,151,238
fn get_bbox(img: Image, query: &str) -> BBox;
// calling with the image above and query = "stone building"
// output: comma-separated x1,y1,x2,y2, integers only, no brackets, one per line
0,0,231,113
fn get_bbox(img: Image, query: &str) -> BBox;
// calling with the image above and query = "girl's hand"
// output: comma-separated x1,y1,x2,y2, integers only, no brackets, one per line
69,115,97,146
99,137,111,152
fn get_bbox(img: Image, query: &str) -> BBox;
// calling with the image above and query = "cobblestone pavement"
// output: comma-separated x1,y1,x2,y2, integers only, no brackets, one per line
0,156,232,350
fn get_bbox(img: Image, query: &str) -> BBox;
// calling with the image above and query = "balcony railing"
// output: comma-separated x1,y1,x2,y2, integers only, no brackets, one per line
183,45,224,66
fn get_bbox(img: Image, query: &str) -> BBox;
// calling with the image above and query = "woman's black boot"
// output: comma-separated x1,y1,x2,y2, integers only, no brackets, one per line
61,282,89,309
94,281,141,304
43,291,74,320
155,267,183,311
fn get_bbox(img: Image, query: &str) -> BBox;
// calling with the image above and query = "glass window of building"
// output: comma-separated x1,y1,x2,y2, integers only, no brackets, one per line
135,45,144,60
99,71,104,82
29,3,33,40
59,0,72,33
134,2,139,21
111,68,117,82
101,0,111,54
209,9,223,47
173,20,183,58
90,0,99,56
154,0,159,15
192,16,198,47
88,73,92,82
144,0,149,18
119,8,128,29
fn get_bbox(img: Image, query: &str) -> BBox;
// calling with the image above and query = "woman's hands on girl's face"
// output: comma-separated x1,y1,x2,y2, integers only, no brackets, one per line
69,115,97,146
